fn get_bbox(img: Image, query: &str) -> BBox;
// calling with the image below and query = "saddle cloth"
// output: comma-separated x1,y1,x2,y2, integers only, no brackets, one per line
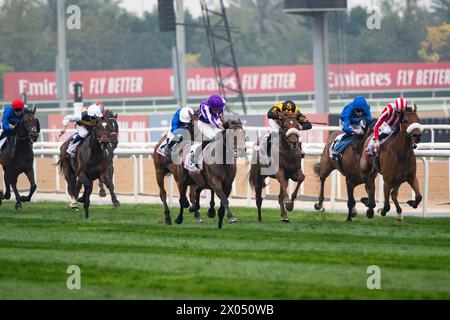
329,133,346,158
156,139,168,157
183,140,215,172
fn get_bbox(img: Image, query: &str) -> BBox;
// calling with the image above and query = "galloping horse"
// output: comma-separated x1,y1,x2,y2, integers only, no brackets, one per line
98,110,119,200
58,117,117,218
153,111,207,225
313,119,377,221
0,107,40,210
249,113,305,222
177,120,247,229
360,105,423,222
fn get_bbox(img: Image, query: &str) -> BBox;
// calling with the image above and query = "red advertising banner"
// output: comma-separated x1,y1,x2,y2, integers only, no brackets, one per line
4,62,450,101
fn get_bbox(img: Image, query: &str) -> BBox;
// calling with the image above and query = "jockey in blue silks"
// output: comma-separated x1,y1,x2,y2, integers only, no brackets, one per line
162,106,194,157
331,96,373,160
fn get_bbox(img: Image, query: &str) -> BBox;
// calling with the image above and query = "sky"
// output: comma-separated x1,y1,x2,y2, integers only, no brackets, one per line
118,0,433,17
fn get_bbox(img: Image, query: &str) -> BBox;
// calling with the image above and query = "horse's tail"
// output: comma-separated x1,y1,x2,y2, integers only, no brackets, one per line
313,162,321,177
56,158,64,176
248,164,266,189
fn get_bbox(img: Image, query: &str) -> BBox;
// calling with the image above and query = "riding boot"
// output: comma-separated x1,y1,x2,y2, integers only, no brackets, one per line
67,135,83,157
164,137,178,157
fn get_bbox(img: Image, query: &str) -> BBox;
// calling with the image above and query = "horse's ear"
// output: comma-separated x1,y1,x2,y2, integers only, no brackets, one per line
114,113,118,119
413,104,417,112
31,105,36,115
188,111,194,119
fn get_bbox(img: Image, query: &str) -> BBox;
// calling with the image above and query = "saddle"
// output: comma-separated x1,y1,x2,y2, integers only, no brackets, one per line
156,139,169,157
329,133,346,159
184,140,215,172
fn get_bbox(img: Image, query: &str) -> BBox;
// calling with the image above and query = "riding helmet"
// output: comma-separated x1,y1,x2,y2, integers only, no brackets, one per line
12,99,25,110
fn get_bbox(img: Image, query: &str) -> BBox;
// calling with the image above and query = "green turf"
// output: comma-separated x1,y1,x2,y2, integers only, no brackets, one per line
0,201,449,300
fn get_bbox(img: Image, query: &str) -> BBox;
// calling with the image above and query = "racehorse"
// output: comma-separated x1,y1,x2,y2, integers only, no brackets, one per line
360,104,423,222
249,113,305,222
98,110,119,200
313,119,377,221
58,117,117,218
153,111,208,225
177,119,247,229
0,107,40,210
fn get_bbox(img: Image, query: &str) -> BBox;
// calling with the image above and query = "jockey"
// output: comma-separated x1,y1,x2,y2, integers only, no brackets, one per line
261,100,312,160
0,99,27,153
163,106,195,157
331,96,373,160
366,97,409,156
185,94,226,170
60,102,106,157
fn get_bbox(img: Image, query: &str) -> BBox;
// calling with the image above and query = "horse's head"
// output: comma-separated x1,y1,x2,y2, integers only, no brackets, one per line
224,119,247,158
20,107,40,143
401,104,423,144
279,113,301,150
104,111,119,148
93,117,114,147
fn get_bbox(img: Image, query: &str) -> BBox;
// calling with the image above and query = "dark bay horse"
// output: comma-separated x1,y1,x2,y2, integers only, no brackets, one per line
153,112,209,225
360,105,423,222
0,107,40,210
177,120,247,229
313,120,377,221
249,114,305,222
58,117,117,218
98,110,119,200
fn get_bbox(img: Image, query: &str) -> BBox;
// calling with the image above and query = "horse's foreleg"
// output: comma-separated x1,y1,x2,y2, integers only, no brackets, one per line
156,170,171,225
407,176,422,209
3,173,11,200
10,175,22,211
207,189,216,219
287,170,305,212
345,178,356,222
391,184,403,222
223,184,237,223
211,184,231,229
255,175,264,223
379,181,392,217
79,174,93,219
277,173,290,222
21,168,37,202
175,181,190,225
364,176,377,219
98,182,107,197
101,171,120,208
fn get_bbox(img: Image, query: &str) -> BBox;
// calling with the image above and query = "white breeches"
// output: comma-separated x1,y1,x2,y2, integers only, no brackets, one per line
76,125,89,138
198,120,222,141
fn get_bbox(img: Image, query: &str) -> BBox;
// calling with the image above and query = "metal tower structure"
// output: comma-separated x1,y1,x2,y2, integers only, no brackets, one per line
200,0,247,115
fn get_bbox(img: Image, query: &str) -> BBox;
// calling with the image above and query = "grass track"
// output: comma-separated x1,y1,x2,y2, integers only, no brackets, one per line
0,201,449,299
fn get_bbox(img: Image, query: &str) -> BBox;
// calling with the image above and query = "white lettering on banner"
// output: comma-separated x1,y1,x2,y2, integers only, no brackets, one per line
242,73,260,90
396,69,415,86
260,73,296,90
107,77,143,95
19,79,57,96
416,69,450,86
329,71,391,88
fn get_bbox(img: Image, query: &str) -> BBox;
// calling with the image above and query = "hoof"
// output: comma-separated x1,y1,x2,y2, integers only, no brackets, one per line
395,217,404,224
99,189,107,198
351,207,358,218
113,200,121,208
407,200,418,209
285,202,294,212
188,204,200,213
228,216,237,224
366,208,374,219
281,217,290,223
195,217,203,224
360,197,369,207
77,197,85,203
377,208,387,217
346,217,352,222
207,208,216,218
164,217,172,225
175,217,183,225
181,198,190,209
4,192,11,200
314,203,322,211
15,203,22,211
20,196,30,203
72,207,80,213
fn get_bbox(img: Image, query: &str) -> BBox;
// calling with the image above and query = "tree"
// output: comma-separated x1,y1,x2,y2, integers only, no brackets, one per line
419,23,450,61
430,0,450,24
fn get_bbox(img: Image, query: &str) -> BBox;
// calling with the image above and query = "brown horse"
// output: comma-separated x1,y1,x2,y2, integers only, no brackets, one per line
58,117,117,218
360,105,423,222
249,114,305,222
0,107,40,210
177,119,247,229
313,119,377,221
153,112,210,225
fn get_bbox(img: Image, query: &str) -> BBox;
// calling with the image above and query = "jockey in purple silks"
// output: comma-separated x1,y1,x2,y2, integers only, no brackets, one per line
185,94,226,171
